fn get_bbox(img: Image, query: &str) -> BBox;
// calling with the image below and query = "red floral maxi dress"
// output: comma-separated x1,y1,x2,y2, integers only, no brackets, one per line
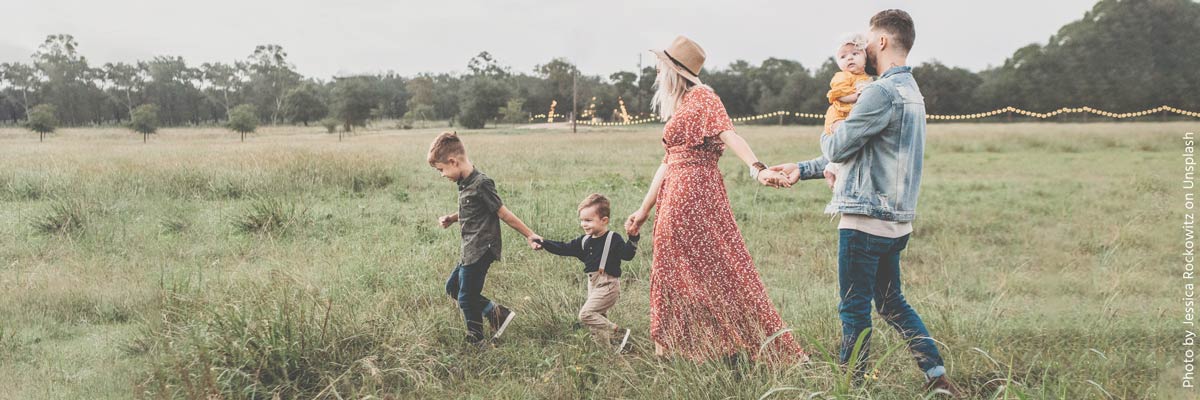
650,86,807,363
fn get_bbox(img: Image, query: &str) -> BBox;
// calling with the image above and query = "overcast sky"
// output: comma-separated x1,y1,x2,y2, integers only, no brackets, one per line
4,0,1099,79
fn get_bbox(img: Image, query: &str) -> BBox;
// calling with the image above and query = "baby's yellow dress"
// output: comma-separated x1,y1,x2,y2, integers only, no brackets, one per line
823,71,873,135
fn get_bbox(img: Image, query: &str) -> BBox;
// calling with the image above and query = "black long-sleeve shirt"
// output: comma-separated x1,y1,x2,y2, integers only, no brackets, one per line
537,232,638,278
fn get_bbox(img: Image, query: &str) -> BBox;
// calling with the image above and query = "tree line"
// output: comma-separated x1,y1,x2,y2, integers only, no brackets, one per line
1,0,1195,133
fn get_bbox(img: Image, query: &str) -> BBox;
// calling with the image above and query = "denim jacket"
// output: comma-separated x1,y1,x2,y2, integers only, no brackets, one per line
796,66,925,222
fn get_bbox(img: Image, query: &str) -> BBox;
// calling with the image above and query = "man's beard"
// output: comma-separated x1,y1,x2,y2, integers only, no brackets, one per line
865,52,878,76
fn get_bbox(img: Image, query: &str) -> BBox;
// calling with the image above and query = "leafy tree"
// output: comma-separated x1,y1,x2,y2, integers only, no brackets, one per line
913,61,983,115
26,104,57,141
457,77,510,129
0,62,41,118
33,34,106,125
227,104,258,141
246,44,301,124
499,98,526,125
331,77,380,138
140,56,204,126
199,61,247,119
101,62,145,120
129,103,160,142
282,84,327,126
468,51,510,78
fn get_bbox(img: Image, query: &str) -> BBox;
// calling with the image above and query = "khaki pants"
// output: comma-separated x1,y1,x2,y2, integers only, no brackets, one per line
579,271,620,343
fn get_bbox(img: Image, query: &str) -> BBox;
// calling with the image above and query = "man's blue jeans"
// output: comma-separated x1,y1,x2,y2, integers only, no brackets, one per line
446,253,496,343
838,229,944,377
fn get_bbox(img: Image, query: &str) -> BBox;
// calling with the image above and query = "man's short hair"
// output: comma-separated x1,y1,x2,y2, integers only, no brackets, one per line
870,9,915,53
428,131,466,165
578,193,611,219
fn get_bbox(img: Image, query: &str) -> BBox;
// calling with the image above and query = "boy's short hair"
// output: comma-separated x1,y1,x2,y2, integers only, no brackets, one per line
870,9,915,53
578,193,611,219
428,131,466,165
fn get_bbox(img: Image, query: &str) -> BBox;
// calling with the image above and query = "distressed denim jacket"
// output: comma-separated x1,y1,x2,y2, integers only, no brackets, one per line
796,66,925,222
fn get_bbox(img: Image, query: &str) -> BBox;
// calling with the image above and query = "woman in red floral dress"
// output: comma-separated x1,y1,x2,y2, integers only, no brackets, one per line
625,36,808,363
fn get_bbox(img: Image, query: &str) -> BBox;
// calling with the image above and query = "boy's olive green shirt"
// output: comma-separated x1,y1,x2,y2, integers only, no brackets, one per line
457,169,503,265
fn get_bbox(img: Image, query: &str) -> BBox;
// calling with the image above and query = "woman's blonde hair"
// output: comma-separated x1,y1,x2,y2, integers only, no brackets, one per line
651,58,696,121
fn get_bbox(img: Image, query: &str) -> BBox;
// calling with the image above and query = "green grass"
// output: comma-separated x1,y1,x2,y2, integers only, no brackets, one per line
0,121,1192,399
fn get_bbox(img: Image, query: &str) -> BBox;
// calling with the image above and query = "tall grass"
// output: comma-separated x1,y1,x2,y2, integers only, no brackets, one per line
0,122,1188,398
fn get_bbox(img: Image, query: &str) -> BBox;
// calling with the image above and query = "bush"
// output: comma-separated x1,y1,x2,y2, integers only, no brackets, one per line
31,198,92,236
232,198,307,236
320,118,339,134
499,98,526,124
227,104,259,141
26,104,57,141
129,104,160,142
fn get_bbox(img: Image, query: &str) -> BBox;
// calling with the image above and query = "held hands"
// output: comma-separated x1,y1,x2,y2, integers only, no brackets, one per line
757,169,792,188
527,234,544,250
625,209,648,236
438,214,458,228
766,163,802,187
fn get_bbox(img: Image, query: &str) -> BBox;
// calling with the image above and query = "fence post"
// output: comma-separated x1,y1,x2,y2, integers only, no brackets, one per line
1007,111,1013,123
778,114,783,126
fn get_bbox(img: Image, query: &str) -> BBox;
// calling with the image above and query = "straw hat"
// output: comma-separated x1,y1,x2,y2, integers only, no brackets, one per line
651,36,705,85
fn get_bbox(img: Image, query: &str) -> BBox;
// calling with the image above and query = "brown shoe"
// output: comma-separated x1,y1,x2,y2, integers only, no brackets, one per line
924,375,964,398
487,305,515,339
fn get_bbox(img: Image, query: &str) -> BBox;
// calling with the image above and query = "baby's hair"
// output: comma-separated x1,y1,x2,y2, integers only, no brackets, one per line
428,131,466,165
834,32,870,55
578,193,611,219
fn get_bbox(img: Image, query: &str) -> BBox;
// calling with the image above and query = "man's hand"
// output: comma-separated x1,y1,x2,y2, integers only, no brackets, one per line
438,214,458,229
767,163,802,186
823,169,837,190
527,234,544,250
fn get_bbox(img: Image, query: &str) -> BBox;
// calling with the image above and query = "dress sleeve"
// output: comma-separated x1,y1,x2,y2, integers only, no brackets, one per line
827,72,858,104
682,87,735,148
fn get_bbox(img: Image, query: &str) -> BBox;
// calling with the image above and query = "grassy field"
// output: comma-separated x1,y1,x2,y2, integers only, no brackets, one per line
0,121,1191,399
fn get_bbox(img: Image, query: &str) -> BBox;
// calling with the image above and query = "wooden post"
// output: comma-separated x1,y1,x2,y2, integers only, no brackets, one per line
1162,110,1168,122
1007,111,1013,123
778,114,783,125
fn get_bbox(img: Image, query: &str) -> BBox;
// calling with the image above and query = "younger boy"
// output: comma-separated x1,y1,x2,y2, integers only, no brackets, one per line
534,194,636,353
429,131,543,345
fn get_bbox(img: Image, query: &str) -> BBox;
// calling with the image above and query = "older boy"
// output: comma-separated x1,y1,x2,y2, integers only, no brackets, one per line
429,131,543,345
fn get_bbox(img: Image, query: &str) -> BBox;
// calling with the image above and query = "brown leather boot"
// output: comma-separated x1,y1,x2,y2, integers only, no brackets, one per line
923,375,964,398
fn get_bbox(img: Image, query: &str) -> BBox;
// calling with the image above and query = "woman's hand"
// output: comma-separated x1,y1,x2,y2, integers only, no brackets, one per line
625,209,649,236
756,169,791,188
768,163,802,186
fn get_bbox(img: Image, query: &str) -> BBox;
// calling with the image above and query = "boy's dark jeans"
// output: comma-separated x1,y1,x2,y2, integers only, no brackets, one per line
837,229,944,376
445,253,497,343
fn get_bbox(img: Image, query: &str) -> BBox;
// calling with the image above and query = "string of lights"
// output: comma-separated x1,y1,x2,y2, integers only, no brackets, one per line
545,105,1198,126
